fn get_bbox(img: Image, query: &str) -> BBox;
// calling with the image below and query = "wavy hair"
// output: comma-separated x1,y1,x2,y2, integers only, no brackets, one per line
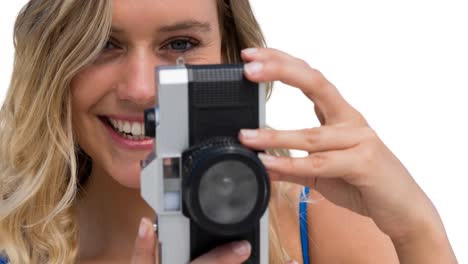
0,0,292,263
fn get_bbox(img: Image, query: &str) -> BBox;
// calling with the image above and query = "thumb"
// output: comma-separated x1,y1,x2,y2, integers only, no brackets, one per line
191,240,251,264
131,218,156,264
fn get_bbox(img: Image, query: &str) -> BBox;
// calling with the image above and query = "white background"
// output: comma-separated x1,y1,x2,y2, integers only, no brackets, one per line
1,1,467,262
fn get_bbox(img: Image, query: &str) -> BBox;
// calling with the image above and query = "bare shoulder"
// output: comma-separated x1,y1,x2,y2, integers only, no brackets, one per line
270,182,399,263
305,187,400,263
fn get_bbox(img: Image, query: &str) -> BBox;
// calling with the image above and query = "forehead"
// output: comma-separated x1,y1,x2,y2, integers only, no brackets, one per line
112,0,219,30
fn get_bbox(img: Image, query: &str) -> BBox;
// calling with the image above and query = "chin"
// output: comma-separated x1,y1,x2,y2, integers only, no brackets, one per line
110,165,142,189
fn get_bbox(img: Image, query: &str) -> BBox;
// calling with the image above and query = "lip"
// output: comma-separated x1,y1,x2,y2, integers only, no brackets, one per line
99,116,154,151
106,114,145,122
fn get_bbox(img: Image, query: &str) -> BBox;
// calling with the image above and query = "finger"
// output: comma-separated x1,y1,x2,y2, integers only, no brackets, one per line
131,218,156,264
314,104,325,125
241,47,364,125
258,150,356,183
239,126,372,153
191,240,251,264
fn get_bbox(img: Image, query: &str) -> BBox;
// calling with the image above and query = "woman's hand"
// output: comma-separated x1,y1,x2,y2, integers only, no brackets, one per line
239,48,456,263
131,217,297,264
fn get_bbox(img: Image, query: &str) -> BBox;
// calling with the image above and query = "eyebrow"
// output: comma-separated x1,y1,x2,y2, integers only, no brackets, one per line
110,20,212,34
159,20,212,33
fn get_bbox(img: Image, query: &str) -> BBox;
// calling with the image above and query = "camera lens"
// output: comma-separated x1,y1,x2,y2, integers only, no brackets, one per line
182,137,270,236
199,160,258,224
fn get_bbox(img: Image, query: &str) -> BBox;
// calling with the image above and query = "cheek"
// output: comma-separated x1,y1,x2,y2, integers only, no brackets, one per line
70,69,106,165
70,66,145,189
70,69,105,165
71,72,92,141
71,70,101,145
70,66,114,112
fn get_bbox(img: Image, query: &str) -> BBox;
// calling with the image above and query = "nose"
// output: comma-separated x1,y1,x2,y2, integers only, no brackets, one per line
117,50,157,106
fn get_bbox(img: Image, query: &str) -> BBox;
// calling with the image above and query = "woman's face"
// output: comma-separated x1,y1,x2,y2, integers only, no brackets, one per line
71,0,222,188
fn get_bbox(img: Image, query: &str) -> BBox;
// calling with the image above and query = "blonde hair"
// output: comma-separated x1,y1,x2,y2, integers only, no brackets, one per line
0,0,291,263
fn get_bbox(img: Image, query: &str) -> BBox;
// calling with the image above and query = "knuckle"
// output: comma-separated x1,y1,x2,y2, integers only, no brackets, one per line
268,47,283,55
262,128,277,142
355,142,378,171
295,57,311,69
280,157,299,174
308,67,329,90
350,110,369,126
309,153,327,170
362,127,378,141
302,128,322,149
267,59,282,75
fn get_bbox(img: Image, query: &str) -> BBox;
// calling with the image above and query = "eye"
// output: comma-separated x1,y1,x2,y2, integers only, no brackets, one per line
169,39,192,50
164,38,199,52
102,38,121,51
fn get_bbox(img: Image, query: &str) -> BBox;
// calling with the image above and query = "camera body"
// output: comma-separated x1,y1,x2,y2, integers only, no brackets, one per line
141,64,270,263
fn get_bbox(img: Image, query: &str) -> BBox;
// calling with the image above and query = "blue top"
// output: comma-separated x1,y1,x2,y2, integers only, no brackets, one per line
300,186,311,264
0,256,7,264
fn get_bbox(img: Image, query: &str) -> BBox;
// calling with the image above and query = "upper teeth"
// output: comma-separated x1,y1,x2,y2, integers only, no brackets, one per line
109,118,144,136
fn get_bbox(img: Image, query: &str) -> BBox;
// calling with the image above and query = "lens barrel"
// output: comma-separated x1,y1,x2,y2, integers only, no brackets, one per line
182,137,270,236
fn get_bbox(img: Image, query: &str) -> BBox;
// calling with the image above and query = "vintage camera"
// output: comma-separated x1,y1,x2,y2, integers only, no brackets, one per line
141,64,270,263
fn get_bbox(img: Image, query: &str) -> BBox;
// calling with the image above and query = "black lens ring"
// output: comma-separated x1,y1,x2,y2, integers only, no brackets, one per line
183,143,270,236
188,150,269,235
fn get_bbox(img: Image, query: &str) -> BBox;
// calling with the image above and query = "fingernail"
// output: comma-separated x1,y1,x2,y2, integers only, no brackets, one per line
138,218,150,238
231,240,251,256
287,261,298,264
240,129,258,139
242,48,258,56
258,153,276,164
244,62,263,75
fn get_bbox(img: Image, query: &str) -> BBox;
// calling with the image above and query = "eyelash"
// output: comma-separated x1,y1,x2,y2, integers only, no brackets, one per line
161,37,200,53
102,37,200,54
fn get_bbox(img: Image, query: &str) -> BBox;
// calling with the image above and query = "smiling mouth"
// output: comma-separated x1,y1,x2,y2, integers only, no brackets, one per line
99,116,152,141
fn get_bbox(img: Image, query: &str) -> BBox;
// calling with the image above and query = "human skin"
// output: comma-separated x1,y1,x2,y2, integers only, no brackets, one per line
71,0,457,263
239,48,457,263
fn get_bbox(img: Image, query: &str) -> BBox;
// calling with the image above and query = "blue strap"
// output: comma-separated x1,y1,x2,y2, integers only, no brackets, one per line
299,186,310,264
0,256,8,264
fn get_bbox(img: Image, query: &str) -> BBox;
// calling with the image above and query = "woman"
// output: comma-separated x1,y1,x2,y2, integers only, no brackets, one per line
0,0,457,263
